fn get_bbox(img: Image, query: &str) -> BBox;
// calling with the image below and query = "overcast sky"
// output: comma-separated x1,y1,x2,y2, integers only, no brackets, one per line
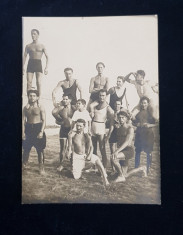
22,16,158,125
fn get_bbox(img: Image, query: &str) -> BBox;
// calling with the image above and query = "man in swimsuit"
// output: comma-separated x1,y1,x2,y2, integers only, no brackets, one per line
133,96,158,175
22,89,46,175
23,29,49,98
87,62,109,112
124,70,159,119
111,111,147,182
55,94,75,172
107,76,126,111
91,89,114,172
66,119,109,186
52,67,82,123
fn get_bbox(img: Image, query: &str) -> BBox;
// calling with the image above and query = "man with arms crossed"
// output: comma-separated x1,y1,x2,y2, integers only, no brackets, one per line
55,94,75,172
52,67,82,123
91,89,114,172
23,29,49,98
22,89,46,175
111,110,147,182
87,62,109,111
66,119,109,187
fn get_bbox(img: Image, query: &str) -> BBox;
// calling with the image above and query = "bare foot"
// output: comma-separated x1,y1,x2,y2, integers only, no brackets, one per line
142,166,148,177
57,165,64,172
39,168,46,176
114,176,126,183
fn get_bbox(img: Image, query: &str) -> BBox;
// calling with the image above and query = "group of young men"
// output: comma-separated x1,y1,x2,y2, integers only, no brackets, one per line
22,29,159,187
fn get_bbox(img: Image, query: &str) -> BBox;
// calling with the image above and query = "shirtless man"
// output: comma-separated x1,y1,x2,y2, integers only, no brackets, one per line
124,70,159,119
87,62,109,111
22,89,46,175
52,67,82,123
91,89,114,171
55,94,75,172
107,76,126,111
66,119,109,186
111,111,147,183
23,29,49,98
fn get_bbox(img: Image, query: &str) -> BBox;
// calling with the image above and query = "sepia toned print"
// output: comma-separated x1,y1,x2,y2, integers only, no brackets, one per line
22,16,160,204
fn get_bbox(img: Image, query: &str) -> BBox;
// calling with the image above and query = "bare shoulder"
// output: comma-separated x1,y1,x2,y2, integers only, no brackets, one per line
39,104,45,112
128,125,134,134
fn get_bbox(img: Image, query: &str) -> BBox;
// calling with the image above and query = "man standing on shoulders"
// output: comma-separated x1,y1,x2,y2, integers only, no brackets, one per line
23,29,49,98
22,89,46,175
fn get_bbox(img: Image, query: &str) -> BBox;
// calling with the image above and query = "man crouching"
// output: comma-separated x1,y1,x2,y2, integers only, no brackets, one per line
66,119,109,187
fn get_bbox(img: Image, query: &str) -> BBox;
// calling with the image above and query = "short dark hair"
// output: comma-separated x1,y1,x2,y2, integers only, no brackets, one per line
137,70,145,77
96,62,105,68
117,76,125,82
31,29,39,35
140,96,150,104
77,99,86,105
62,93,72,100
64,67,73,73
27,89,39,97
115,99,122,105
76,119,86,126
117,110,130,120
99,89,107,94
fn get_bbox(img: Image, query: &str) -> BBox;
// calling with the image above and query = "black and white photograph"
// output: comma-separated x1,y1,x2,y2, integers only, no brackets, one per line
22,16,160,204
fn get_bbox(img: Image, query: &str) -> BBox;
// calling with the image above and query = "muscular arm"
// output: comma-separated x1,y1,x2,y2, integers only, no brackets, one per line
43,45,49,74
103,77,109,92
107,106,114,126
85,134,93,159
22,107,27,138
89,77,100,93
115,127,134,154
76,79,83,99
52,81,63,106
40,105,46,134
23,45,28,74
124,72,136,84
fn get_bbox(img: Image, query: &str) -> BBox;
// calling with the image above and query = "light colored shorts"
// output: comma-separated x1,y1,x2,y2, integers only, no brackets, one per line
72,152,99,179
92,121,106,136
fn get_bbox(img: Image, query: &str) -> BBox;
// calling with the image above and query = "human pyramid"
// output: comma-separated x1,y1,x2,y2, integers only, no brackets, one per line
22,29,159,187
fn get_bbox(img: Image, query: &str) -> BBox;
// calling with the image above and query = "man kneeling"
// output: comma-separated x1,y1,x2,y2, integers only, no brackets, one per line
66,119,109,186
111,111,147,182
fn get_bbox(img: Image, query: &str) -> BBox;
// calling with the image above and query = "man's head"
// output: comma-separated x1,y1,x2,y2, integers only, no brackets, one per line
76,119,86,133
64,68,73,80
31,29,39,41
140,96,150,110
62,94,72,106
136,70,145,85
76,99,86,111
96,62,105,75
114,100,122,111
117,110,130,125
116,76,125,88
27,89,39,103
99,89,107,102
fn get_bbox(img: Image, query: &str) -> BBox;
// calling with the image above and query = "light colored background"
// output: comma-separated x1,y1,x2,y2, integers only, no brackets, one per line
22,16,159,125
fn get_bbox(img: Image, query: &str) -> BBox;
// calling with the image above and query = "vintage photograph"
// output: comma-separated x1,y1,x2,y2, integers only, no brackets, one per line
22,16,160,204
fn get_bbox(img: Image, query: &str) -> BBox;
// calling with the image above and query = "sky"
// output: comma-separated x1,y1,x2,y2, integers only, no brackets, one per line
22,16,158,125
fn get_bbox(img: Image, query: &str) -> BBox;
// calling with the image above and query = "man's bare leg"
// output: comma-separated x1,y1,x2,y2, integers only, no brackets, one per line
98,135,107,170
92,136,98,155
37,150,46,175
111,152,126,182
57,138,67,172
95,159,109,186
109,143,116,174
52,106,63,124
26,73,34,108
124,166,147,178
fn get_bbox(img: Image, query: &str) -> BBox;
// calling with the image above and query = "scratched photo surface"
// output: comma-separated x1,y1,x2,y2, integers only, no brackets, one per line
22,16,160,204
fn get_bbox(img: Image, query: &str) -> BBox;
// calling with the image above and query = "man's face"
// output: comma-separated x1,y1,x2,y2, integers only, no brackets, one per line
136,74,144,85
76,122,84,133
64,70,73,80
96,64,104,74
116,78,124,88
28,93,38,103
76,101,85,111
99,92,106,102
118,114,127,125
31,31,39,41
114,101,121,111
62,96,71,106
141,99,149,110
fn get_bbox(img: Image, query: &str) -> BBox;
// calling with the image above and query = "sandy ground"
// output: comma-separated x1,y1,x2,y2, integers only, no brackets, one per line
22,127,160,204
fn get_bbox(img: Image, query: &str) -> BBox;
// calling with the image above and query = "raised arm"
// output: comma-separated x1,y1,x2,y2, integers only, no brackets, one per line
52,81,63,107
43,45,49,75
124,72,136,84
76,79,83,99
37,105,46,138
107,87,115,96
23,45,28,75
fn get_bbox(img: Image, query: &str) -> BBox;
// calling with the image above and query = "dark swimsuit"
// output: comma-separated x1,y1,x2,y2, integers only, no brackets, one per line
27,59,43,73
61,80,77,105
109,87,126,110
